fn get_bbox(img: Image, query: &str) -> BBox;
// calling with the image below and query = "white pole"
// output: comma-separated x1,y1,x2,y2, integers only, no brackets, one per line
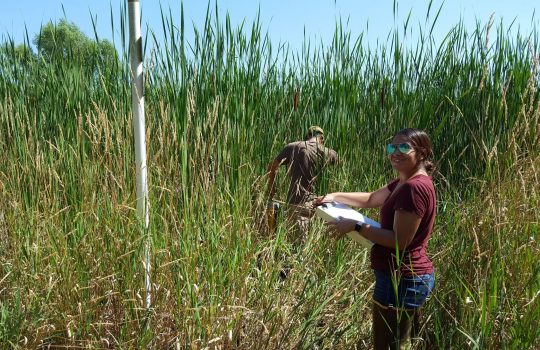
127,0,151,309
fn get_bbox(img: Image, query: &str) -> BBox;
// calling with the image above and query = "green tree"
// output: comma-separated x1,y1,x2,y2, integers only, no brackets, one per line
0,41,35,66
33,19,118,73
0,41,36,91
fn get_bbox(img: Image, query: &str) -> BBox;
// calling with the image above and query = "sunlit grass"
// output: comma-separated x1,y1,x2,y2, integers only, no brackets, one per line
0,3,539,349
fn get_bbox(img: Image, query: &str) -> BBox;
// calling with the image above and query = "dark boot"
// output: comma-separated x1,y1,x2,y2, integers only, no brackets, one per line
410,307,422,346
390,308,414,350
372,302,414,350
372,302,391,350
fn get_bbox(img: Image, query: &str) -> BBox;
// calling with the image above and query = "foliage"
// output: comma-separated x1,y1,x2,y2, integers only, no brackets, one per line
0,4,538,349
33,19,118,74
0,42,34,64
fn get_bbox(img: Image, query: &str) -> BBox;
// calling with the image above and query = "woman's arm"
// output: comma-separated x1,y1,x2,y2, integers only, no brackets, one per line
361,210,421,249
327,210,421,250
316,184,391,209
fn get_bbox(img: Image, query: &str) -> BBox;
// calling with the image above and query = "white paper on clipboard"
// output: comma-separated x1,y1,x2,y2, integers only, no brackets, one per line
315,202,380,248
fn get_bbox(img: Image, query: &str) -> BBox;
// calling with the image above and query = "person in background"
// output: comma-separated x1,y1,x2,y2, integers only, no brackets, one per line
267,125,338,243
315,128,436,349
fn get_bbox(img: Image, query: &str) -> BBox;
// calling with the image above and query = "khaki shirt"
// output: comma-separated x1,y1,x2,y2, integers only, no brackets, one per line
274,140,338,205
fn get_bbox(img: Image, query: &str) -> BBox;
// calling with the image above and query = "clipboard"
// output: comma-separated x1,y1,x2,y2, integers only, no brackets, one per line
315,202,380,248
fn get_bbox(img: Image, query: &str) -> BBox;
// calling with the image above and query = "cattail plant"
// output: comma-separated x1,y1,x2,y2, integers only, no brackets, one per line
0,2,538,348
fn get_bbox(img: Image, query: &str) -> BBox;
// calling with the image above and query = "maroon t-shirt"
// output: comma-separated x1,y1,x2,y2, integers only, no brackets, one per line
371,175,436,275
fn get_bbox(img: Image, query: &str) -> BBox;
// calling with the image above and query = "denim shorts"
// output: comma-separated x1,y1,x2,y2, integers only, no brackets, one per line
373,270,435,309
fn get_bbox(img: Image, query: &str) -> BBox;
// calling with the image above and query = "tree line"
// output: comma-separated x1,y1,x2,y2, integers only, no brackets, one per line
1,19,119,75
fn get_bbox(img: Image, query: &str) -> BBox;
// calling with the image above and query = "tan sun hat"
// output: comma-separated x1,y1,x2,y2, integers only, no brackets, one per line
306,125,324,138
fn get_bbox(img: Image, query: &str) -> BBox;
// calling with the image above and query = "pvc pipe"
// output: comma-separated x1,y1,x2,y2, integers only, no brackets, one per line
127,0,151,310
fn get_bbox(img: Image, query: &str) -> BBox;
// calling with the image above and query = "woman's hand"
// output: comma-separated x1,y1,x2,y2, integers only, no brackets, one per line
313,193,335,206
324,217,356,239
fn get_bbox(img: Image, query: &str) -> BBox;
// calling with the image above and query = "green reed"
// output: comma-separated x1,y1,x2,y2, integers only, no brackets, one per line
0,2,538,348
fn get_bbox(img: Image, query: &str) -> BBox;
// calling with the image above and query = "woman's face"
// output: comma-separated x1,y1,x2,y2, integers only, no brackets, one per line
387,134,421,173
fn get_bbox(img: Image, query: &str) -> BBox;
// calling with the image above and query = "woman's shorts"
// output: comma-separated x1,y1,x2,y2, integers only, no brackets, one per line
373,270,435,309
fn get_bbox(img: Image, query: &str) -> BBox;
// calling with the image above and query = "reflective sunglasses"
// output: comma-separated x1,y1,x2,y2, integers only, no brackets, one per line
386,143,413,155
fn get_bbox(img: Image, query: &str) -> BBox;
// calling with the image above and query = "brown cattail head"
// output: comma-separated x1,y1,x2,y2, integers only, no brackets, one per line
293,88,300,111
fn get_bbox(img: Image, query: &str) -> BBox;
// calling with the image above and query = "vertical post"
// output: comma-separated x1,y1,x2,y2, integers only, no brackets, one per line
127,0,151,309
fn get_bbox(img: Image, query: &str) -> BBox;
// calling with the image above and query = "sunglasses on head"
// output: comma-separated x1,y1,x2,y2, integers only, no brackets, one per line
386,143,413,155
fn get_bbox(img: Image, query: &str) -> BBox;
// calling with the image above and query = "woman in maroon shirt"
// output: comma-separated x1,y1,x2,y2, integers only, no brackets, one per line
315,128,436,349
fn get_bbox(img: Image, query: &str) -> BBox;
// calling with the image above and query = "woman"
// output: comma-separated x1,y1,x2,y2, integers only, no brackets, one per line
315,128,436,349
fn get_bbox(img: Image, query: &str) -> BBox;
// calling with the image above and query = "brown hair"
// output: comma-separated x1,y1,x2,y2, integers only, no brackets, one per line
395,128,435,174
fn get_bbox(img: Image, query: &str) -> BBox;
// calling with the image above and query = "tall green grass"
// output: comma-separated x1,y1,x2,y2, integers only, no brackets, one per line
0,3,539,349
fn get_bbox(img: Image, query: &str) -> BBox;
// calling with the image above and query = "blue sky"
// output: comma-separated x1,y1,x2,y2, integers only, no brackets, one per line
1,0,538,53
